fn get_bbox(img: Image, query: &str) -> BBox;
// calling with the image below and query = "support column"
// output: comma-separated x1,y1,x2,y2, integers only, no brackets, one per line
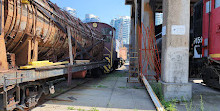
161,0,192,100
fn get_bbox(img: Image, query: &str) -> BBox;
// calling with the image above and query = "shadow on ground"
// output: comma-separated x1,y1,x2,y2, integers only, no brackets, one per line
32,63,156,111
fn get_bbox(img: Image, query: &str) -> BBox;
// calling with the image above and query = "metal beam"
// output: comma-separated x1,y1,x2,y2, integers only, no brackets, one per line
0,61,108,88
141,75,165,111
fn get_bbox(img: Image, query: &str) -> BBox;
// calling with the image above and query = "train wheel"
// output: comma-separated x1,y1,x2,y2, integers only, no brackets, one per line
201,67,220,89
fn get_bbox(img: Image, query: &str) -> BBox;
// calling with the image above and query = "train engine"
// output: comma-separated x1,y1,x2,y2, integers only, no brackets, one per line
191,0,220,89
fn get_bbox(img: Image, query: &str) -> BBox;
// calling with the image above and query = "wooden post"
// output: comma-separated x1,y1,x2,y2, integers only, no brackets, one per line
67,26,73,86
67,26,73,65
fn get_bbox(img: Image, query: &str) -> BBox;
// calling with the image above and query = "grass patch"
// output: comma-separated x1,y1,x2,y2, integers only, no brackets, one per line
133,86,145,89
150,82,177,111
150,82,206,111
77,108,86,111
67,107,75,110
96,85,108,88
200,95,204,111
118,86,129,89
184,95,204,111
88,107,99,111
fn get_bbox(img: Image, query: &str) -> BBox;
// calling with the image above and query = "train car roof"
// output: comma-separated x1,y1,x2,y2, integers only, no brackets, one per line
87,22,116,30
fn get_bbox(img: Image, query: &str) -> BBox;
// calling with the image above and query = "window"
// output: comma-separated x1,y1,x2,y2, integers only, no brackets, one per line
206,1,211,13
215,0,220,8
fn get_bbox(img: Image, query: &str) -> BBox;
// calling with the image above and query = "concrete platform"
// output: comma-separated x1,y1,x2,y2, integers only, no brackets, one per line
176,78,220,111
32,64,156,111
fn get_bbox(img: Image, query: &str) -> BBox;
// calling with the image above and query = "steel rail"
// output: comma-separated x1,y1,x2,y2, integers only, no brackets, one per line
141,75,165,111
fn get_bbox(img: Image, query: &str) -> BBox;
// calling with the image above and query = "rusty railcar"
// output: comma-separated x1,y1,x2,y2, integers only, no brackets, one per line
1,0,104,69
0,0,111,110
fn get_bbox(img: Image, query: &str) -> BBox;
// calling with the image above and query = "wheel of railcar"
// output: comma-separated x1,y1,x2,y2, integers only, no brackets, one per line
91,68,103,78
201,67,220,89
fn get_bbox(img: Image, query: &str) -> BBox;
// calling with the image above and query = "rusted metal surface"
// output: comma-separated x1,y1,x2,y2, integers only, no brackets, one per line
0,0,8,71
1,0,104,70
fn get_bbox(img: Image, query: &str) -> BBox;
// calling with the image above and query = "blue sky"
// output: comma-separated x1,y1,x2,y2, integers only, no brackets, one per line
50,0,131,24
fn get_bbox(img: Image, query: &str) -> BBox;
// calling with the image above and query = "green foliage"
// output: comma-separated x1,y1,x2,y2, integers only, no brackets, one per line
185,100,196,111
67,107,75,110
118,86,129,89
96,84,108,88
88,107,99,111
200,95,204,111
150,82,177,111
77,108,86,111
184,95,204,111
133,86,145,89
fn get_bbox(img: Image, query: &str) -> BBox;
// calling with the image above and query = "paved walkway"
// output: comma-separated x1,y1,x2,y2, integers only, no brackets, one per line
33,64,156,111
176,78,220,111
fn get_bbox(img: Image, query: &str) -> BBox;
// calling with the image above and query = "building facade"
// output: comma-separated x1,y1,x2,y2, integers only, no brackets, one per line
110,16,131,45
84,14,100,23
64,7,77,17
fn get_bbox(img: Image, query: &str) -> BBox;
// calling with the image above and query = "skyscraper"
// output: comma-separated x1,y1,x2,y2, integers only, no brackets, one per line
110,16,131,45
84,14,100,23
64,7,77,17
155,13,163,26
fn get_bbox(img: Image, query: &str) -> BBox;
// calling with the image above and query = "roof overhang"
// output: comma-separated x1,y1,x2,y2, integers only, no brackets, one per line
155,0,201,12
125,0,134,5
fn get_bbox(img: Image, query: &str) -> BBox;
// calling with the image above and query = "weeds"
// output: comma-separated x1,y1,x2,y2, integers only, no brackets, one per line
150,82,177,111
77,108,86,111
96,85,108,88
184,95,204,111
200,95,204,111
67,106,75,110
133,86,145,89
118,86,129,89
185,100,196,111
151,82,206,111
88,107,99,111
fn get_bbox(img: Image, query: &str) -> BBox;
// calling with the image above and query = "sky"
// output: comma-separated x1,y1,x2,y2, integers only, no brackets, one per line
50,0,131,24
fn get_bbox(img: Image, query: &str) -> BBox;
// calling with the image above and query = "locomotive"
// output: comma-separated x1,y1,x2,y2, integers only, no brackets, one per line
190,0,220,89
87,22,121,73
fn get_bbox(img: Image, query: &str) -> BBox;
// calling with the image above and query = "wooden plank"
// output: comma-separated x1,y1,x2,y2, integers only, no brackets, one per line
74,60,90,64
20,61,69,69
